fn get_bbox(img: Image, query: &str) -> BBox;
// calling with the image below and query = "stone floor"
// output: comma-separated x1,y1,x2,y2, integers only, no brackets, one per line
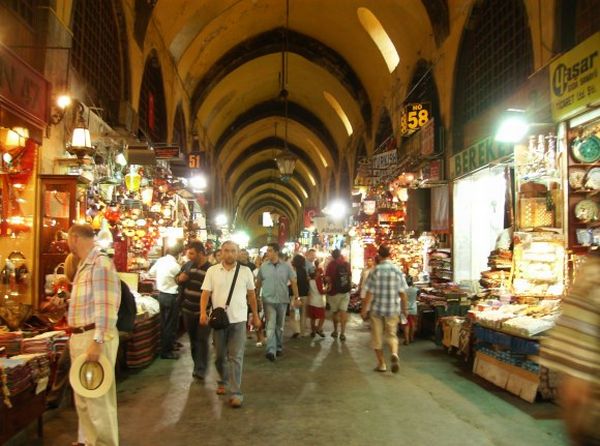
9,316,568,446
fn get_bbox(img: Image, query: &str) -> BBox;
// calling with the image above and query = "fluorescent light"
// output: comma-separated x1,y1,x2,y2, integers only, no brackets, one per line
190,174,207,192
495,110,529,143
56,95,72,109
215,213,228,227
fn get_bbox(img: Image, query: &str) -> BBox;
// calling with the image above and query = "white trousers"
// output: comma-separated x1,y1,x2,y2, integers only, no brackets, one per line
69,328,119,446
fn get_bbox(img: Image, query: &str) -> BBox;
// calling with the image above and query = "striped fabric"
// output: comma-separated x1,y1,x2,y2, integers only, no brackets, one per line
540,254,600,438
68,248,121,343
364,260,407,317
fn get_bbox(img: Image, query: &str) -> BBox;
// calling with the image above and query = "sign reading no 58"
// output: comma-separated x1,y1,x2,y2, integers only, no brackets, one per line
400,103,430,136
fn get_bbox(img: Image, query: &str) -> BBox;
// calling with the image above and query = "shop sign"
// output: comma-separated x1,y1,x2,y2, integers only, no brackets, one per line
154,145,180,160
420,118,435,156
449,137,512,179
0,43,49,126
372,149,397,171
188,151,204,169
400,102,431,136
550,32,600,121
423,159,443,181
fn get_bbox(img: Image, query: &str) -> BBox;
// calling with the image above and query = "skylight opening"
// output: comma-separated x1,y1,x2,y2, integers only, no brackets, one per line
357,7,400,73
323,91,353,136
306,138,328,167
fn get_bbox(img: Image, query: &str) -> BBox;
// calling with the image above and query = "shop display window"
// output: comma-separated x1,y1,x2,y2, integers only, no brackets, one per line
453,166,507,284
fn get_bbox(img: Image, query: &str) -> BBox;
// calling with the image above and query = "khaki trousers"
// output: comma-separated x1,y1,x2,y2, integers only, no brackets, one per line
69,328,119,446
370,314,399,354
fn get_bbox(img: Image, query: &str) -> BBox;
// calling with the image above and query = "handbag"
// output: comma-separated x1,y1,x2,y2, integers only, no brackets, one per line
44,263,67,295
209,263,240,330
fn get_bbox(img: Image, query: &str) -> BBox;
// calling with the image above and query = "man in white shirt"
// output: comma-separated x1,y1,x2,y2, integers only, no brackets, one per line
147,244,183,359
200,241,260,408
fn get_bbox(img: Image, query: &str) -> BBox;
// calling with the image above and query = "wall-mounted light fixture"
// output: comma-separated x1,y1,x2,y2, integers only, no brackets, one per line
67,101,94,160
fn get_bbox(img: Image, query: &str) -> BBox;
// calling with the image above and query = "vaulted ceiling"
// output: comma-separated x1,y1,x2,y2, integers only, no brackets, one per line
144,0,447,236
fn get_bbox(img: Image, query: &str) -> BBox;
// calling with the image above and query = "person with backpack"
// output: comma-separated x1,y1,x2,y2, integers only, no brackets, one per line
325,249,352,341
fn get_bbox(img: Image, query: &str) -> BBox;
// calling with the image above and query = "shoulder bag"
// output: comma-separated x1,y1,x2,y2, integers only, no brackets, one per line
209,263,241,330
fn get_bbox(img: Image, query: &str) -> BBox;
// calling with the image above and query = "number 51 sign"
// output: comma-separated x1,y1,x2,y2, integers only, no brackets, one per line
400,102,430,136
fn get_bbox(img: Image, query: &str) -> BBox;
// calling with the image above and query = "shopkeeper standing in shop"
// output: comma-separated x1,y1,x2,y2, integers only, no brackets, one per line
67,224,121,446
147,244,183,360
177,241,212,380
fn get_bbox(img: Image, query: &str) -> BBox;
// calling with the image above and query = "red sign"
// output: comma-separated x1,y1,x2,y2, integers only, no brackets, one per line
153,145,180,160
278,216,289,247
0,43,49,126
303,207,318,228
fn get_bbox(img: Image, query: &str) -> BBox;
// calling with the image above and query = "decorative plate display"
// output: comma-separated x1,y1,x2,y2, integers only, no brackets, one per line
574,199,599,223
572,135,600,163
585,167,600,190
569,168,587,189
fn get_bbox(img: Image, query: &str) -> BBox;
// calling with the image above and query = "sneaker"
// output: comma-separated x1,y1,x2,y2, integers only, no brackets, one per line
160,352,180,360
391,354,399,374
266,353,276,362
229,397,242,408
192,372,204,380
256,341,264,347
340,334,346,341
331,331,338,338
216,385,226,395
310,331,316,338
317,331,325,338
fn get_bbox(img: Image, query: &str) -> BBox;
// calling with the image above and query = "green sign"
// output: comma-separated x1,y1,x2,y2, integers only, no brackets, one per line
450,137,513,179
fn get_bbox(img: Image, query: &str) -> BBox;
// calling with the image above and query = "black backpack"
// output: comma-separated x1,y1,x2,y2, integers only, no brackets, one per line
117,280,137,332
334,262,352,293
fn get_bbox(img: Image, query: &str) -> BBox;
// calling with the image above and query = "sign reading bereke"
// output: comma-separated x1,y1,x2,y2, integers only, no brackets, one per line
550,32,600,121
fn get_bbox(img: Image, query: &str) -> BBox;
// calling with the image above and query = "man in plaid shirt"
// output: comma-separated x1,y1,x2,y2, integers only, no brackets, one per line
361,245,408,373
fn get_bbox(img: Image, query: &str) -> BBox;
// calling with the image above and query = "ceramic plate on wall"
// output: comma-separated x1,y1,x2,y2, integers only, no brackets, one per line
585,168,600,190
569,168,586,189
575,199,599,223
572,135,600,163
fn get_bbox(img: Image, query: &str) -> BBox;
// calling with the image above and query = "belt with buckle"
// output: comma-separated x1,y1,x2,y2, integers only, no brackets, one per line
71,323,96,334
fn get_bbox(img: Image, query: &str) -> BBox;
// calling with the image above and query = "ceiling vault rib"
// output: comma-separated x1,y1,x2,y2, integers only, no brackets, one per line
189,27,372,136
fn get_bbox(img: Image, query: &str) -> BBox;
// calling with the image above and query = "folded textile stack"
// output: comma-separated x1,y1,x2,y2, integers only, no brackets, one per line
429,249,452,283
0,331,23,357
53,336,69,355
11,353,51,385
21,331,66,355
0,357,32,398
480,249,513,290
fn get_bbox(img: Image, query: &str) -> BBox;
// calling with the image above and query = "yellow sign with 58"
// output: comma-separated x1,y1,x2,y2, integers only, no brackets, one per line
400,103,430,136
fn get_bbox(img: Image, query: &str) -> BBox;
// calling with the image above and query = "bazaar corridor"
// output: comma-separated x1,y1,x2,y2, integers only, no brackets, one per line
9,317,567,446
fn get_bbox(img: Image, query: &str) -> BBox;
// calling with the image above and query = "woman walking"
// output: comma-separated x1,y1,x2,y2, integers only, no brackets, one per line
291,254,310,337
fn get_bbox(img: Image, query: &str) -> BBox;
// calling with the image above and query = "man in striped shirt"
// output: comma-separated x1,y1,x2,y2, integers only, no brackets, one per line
67,224,121,446
177,241,212,380
540,252,600,445
361,245,408,374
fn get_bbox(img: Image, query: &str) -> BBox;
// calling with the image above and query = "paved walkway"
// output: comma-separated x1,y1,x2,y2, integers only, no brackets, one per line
9,316,568,446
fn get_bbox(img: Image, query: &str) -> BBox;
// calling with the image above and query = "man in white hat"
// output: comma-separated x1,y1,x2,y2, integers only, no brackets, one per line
67,224,121,446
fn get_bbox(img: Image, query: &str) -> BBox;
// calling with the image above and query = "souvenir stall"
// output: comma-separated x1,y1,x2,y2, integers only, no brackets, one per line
0,43,54,443
469,131,565,402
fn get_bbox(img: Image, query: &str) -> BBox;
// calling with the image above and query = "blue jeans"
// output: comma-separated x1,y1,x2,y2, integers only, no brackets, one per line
157,292,180,355
264,303,288,355
213,322,246,400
